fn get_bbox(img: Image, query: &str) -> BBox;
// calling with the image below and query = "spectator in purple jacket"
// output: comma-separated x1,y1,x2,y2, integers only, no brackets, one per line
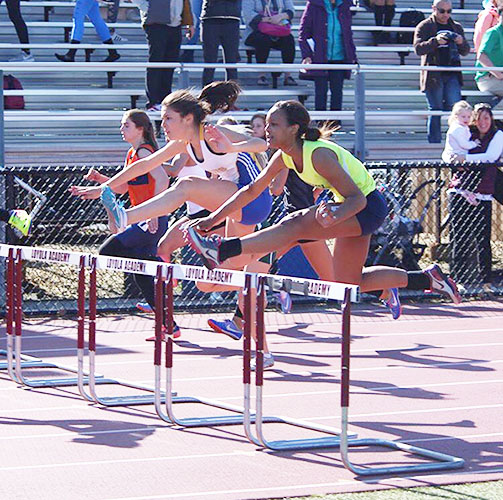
298,0,357,114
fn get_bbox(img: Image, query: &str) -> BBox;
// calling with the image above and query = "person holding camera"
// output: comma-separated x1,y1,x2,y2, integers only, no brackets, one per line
414,0,470,143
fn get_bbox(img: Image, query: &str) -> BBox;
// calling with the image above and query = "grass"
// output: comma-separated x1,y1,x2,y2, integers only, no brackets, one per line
283,480,503,500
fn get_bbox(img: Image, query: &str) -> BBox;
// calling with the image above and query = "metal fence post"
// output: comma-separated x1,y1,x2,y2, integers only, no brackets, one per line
0,68,5,311
354,69,366,161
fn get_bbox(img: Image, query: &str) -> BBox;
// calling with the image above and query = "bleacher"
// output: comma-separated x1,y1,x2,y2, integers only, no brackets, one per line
0,0,488,164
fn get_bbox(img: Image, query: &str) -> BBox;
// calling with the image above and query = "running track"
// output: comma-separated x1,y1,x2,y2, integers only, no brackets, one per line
0,299,502,499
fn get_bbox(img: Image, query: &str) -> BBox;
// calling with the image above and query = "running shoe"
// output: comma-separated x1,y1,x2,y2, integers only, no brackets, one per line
276,289,292,314
251,354,275,371
423,264,462,305
101,186,127,233
207,318,243,341
9,51,35,62
8,209,32,236
145,322,181,341
184,227,223,270
136,301,153,314
383,287,401,320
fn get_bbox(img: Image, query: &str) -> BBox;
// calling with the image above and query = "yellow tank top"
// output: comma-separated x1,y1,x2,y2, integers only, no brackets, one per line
281,139,376,203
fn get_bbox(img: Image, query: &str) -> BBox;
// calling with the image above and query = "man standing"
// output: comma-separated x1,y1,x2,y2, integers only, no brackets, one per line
414,0,470,143
137,0,194,111
200,0,242,86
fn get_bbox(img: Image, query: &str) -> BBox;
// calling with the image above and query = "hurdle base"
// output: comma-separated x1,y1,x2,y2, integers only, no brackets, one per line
92,391,182,407
169,414,284,428
1,361,57,371
341,438,465,475
19,377,118,388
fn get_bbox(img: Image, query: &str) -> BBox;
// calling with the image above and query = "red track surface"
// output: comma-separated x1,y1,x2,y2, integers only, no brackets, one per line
1,299,502,499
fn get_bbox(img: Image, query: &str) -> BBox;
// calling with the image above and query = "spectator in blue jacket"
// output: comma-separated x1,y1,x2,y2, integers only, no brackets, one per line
298,0,357,113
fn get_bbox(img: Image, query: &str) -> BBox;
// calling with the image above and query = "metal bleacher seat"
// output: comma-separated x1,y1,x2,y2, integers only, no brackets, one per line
0,0,488,163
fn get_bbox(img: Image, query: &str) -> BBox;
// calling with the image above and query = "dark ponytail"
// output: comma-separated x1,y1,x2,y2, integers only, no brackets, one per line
162,81,242,126
198,81,242,114
272,100,337,142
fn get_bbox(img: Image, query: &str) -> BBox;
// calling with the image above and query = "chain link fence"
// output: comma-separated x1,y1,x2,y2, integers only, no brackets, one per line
1,162,502,315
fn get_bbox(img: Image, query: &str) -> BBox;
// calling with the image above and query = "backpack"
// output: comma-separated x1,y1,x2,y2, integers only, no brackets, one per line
3,74,25,110
396,9,425,45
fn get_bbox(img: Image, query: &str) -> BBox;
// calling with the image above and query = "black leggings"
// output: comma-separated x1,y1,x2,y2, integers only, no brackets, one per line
2,0,29,44
99,235,160,316
0,209,10,222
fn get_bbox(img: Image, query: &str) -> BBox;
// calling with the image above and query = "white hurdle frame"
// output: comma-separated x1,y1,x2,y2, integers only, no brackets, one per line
338,289,465,475
153,266,284,428
1,245,115,388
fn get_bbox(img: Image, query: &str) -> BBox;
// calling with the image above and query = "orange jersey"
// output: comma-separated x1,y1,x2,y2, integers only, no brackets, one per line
126,144,156,206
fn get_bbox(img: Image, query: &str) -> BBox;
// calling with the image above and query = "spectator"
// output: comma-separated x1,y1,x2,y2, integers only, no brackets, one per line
103,0,128,42
475,1,503,101
136,0,194,112
441,100,480,163
446,103,503,290
474,0,499,55
367,0,396,44
414,0,470,143
243,0,297,87
200,0,241,87
4,0,34,62
55,0,120,62
250,112,266,139
299,0,357,113
181,0,203,62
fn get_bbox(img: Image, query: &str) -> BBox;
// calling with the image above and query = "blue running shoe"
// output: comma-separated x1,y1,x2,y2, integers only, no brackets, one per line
101,186,127,233
136,301,153,314
207,318,243,341
276,289,292,314
383,288,401,320
185,227,223,270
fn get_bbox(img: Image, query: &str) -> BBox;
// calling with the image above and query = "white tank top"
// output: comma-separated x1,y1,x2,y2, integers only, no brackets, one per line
176,161,207,216
185,128,239,183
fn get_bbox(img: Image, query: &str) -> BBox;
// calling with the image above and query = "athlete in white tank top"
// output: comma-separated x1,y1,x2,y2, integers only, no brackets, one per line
185,131,239,183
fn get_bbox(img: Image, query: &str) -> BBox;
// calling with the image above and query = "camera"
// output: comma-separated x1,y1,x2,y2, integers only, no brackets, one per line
439,30,458,41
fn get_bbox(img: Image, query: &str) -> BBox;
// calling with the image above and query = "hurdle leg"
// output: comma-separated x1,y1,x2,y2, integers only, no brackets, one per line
338,287,464,475
156,268,273,427
254,278,357,451
88,261,178,407
11,250,113,388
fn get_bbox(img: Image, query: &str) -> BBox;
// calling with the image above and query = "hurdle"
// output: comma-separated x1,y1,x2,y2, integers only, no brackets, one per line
84,256,181,407
2,245,116,388
338,288,465,475
153,265,285,428
249,276,360,450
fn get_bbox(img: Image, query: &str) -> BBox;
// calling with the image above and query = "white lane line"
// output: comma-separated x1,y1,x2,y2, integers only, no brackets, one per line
2,326,502,349
0,434,500,476
11,340,501,366
1,360,502,396
104,467,503,500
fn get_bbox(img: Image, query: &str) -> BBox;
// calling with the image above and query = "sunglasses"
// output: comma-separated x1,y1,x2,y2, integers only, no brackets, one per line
436,8,452,13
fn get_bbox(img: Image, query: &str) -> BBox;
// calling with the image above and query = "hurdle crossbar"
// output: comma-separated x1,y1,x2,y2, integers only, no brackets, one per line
338,288,465,475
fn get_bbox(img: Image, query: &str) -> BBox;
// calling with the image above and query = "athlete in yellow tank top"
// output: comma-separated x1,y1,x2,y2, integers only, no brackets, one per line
187,100,463,322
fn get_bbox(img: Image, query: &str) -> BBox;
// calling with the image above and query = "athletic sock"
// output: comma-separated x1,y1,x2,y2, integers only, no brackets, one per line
264,353,272,359
406,270,430,290
234,303,243,319
218,238,242,262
